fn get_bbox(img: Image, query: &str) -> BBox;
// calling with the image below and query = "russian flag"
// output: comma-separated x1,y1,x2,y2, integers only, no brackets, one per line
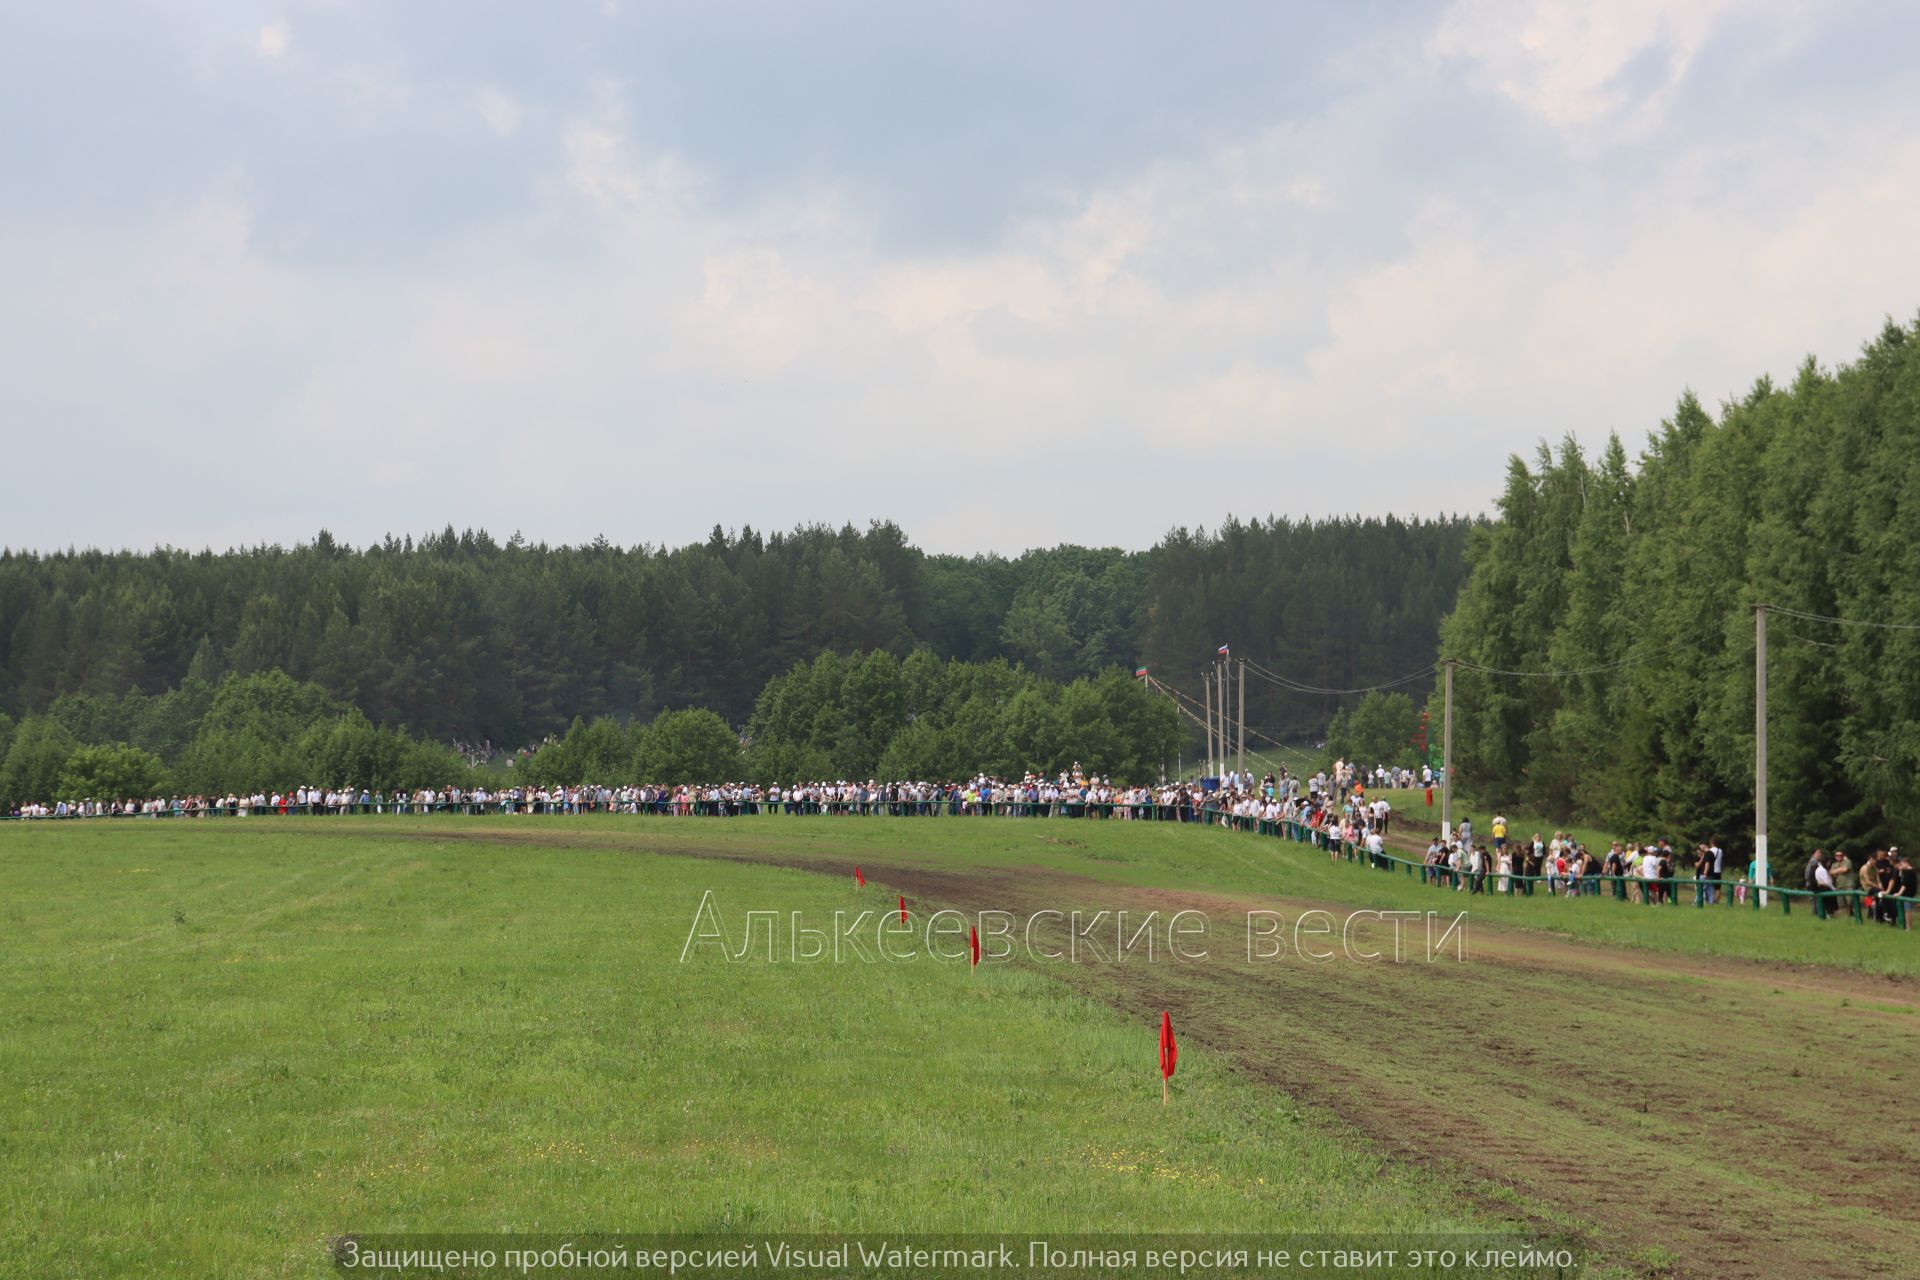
1216,644,1230,655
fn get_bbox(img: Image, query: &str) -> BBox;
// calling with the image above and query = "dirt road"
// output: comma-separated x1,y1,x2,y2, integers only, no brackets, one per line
424,826,1920,1278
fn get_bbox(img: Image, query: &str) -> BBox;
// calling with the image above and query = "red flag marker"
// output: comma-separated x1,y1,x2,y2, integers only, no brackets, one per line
1159,1011,1178,1104
969,925,981,969
899,895,907,924
1425,786,1434,807
855,867,866,887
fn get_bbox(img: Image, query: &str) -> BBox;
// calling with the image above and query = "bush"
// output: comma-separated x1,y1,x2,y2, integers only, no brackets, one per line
0,717,79,807
635,709,741,785
55,743,170,801
1325,691,1420,770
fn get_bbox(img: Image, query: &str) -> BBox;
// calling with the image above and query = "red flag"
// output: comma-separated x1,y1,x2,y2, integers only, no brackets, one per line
1159,1011,1178,1080
1425,787,1434,807
854,867,866,887
969,925,981,968
899,895,907,924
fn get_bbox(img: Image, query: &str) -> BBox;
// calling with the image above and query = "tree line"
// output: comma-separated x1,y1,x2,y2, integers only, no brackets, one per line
0,516,1472,750
0,653,1184,806
1324,690,1428,771
1434,316,1920,874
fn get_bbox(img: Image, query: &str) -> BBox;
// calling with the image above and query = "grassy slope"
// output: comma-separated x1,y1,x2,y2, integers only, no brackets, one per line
0,823,1489,1279
609,814,1920,978
1364,788,1626,856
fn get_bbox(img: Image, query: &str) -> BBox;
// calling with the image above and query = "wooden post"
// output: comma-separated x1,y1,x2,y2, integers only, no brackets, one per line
1755,604,1769,907
1236,659,1246,780
1441,660,1454,832
1203,670,1215,778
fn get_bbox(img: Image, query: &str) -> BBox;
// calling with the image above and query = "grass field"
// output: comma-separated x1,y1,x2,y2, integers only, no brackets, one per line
613,810,1918,978
2,820,1495,1279
4,814,1916,1279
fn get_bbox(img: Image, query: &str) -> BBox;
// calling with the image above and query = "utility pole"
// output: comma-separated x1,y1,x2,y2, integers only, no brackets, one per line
1210,661,1221,778
1203,670,1215,779
1755,603,1769,906
1217,660,1229,780
1236,659,1246,780
1441,659,1455,833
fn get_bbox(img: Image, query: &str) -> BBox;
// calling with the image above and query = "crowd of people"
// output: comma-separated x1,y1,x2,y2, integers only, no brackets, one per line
8,755,1911,927
2,761,1337,824
449,737,498,769
6,769,1187,821
1158,759,1913,927
1413,822,1720,903
1801,846,1917,924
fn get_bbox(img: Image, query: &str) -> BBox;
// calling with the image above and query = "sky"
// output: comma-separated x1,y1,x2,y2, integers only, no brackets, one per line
3,0,1919,556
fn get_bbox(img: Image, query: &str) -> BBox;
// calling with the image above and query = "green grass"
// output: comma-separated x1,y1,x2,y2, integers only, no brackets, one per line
604,813,1920,978
0,822,1492,1278
1239,742,1321,779
1367,788,1625,857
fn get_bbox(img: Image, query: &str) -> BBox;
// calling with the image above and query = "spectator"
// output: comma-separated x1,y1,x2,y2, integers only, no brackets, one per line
1809,850,1837,917
1831,850,1857,900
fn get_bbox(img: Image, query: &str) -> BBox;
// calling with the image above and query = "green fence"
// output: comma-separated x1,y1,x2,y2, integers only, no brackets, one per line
1272,821,1912,928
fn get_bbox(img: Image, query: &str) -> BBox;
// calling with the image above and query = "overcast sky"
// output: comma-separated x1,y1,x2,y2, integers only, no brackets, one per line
4,1,1918,555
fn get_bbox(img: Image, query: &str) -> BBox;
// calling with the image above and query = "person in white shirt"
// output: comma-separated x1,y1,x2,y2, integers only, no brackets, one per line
1703,841,1725,904
1811,854,1835,915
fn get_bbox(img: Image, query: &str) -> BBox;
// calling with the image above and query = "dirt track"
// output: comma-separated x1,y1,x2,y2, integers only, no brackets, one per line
419,826,1920,1278
900,864,1920,1279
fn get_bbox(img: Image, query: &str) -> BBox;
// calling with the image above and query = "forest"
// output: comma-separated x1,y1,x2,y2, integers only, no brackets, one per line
1435,316,1920,869
0,516,1472,750
0,653,1186,805
11,319,1920,847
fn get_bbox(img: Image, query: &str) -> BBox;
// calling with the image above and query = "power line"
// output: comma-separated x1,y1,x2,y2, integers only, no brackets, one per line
1453,608,1917,678
1768,622,1844,650
1448,634,1704,679
1175,602,1911,701
1148,675,1317,760
1239,656,1438,696
1148,675,1217,721
1766,605,1920,633
1141,683,1304,781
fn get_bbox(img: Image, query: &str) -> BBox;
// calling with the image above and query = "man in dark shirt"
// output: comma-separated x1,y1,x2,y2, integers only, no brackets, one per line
1891,849,1917,927
1865,849,1894,922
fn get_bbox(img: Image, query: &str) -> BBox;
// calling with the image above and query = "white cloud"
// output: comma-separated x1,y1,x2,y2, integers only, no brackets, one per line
477,87,522,137
4,1,1917,553
1428,0,1750,130
256,19,290,60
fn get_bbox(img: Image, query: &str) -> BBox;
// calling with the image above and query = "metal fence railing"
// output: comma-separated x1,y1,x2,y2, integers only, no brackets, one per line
1270,819,1912,928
